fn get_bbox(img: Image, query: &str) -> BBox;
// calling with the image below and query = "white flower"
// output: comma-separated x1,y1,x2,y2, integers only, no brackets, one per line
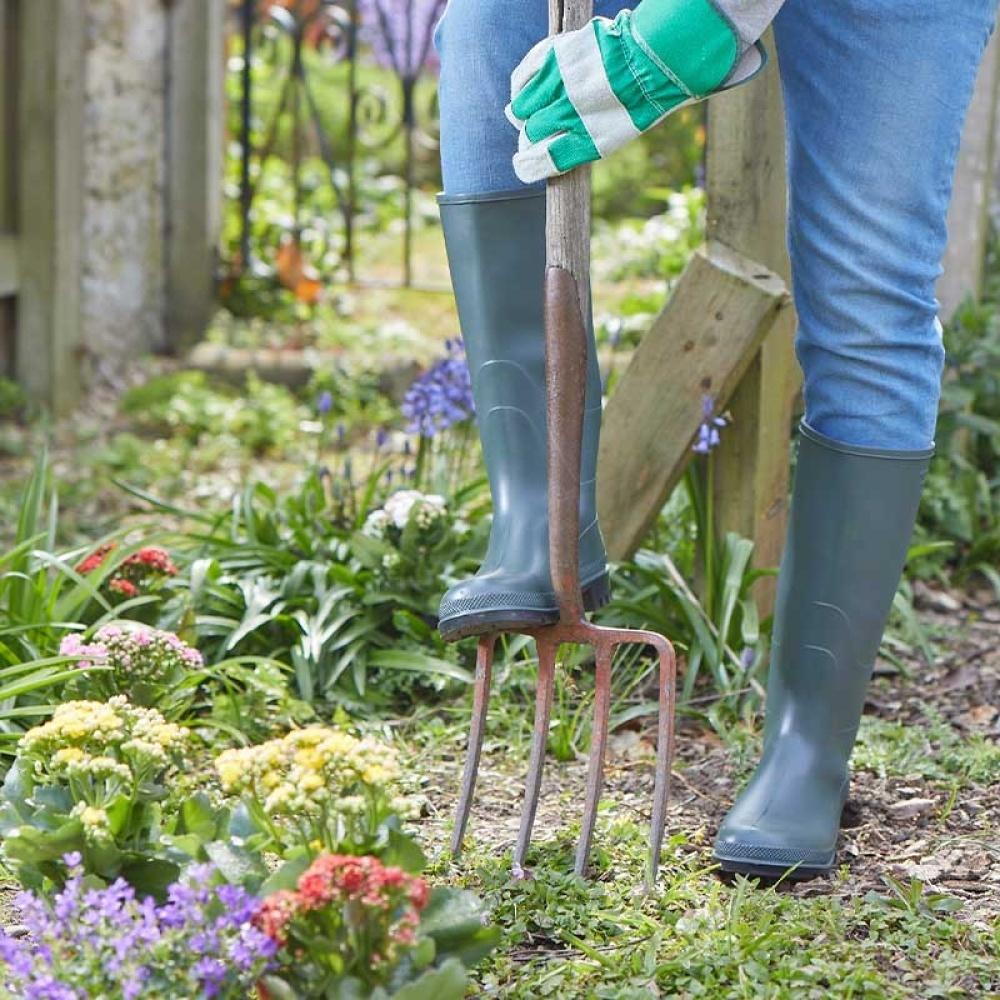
383,490,447,530
362,509,390,538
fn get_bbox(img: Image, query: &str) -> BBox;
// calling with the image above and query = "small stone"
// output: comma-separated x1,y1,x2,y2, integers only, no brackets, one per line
912,581,963,614
888,797,937,818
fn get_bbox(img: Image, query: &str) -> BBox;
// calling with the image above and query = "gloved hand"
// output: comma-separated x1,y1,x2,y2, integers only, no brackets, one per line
507,0,766,184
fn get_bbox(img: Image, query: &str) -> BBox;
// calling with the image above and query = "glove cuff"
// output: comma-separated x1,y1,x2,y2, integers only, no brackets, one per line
631,0,740,98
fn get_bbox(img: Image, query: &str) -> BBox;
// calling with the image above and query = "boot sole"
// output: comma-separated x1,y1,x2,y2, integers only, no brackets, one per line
713,855,833,881
438,572,612,643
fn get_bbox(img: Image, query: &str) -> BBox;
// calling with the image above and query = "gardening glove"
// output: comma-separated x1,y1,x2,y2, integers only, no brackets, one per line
507,0,769,184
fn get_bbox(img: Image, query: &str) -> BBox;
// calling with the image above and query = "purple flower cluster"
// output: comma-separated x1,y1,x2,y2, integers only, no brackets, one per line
692,394,729,455
401,339,475,439
358,0,446,77
0,857,275,1000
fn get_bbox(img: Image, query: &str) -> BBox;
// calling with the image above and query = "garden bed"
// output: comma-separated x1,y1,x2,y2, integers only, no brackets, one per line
414,599,1000,996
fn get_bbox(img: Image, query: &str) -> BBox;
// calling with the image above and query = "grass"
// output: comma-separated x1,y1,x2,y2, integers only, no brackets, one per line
438,824,998,998
407,644,1000,999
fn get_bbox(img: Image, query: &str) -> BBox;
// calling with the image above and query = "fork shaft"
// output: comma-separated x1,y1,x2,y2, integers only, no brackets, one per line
513,637,558,872
575,642,613,875
451,634,497,856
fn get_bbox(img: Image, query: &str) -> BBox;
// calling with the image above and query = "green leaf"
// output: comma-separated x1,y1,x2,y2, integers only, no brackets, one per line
204,840,268,888
367,650,472,684
119,858,181,901
419,888,500,969
390,958,468,1000
260,854,311,896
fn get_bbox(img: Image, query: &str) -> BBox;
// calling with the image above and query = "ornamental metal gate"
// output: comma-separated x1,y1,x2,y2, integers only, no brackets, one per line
227,0,447,294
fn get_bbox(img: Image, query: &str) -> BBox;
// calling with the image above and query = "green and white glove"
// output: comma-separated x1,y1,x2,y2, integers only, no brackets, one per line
507,0,767,184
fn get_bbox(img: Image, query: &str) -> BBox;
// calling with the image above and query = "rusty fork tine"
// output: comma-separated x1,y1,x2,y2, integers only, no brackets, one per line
647,634,677,889
451,634,497,857
513,635,558,872
574,639,613,876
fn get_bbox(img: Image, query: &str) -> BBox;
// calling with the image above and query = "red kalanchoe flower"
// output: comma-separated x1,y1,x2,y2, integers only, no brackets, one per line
76,542,116,575
108,577,139,598
252,890,300,946
122,547,179,577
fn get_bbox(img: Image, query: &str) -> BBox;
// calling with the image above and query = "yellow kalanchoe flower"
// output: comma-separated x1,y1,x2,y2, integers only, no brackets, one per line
214,725,400,819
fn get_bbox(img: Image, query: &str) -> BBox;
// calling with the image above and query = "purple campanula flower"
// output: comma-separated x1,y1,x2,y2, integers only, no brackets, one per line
0,868,273,998
401,339,475,439
692,394,728,455
316,390,334,416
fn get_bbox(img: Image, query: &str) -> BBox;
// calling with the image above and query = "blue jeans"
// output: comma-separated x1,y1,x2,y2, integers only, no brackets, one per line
434,0,997,451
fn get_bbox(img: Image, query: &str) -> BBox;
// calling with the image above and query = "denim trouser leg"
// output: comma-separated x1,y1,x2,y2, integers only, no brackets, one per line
434,0,630,194
774,0,996,451
434,0,997,451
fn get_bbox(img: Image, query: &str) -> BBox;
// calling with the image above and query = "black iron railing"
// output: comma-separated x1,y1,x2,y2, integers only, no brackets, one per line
228,0,445,291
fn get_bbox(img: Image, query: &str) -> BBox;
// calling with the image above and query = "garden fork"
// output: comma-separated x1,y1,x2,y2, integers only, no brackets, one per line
450,0,678,890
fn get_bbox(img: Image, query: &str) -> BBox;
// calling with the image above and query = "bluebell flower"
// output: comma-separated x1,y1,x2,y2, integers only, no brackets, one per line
692,394,728,455
316,390,334,416
401,339,475,438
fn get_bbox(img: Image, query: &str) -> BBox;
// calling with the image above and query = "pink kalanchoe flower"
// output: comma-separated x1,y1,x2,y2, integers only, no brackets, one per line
59,634,110,670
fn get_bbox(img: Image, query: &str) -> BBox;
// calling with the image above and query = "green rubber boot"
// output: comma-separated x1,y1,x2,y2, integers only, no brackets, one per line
436,188,610,642
714,423,931,878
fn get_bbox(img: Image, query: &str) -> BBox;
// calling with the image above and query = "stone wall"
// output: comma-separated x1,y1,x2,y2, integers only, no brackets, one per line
81,0,168,368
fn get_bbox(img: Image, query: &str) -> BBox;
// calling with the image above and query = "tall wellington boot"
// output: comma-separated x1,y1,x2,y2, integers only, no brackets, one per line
714,423,931,877
436,188,610,642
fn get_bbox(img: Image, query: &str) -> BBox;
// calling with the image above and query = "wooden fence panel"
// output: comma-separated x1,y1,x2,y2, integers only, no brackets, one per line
597,243,789,558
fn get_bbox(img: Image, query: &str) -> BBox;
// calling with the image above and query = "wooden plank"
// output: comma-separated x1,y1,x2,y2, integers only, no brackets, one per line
705,30,799,608
0,0,17,233
16,0,85,412
938,30,1000,320
165,0,225,352
0,233,16,296
598,242,790,560
1,0,18,374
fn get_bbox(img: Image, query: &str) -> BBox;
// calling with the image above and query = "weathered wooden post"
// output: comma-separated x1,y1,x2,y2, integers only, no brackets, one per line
165,0,226,353
705,30,798,607
597,30,795,610
0,0,18,372
15,0,86,414
938,30,1000,320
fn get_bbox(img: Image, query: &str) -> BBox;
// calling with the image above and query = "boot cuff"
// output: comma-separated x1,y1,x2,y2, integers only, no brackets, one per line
799,421,934,461
438,187,545,207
